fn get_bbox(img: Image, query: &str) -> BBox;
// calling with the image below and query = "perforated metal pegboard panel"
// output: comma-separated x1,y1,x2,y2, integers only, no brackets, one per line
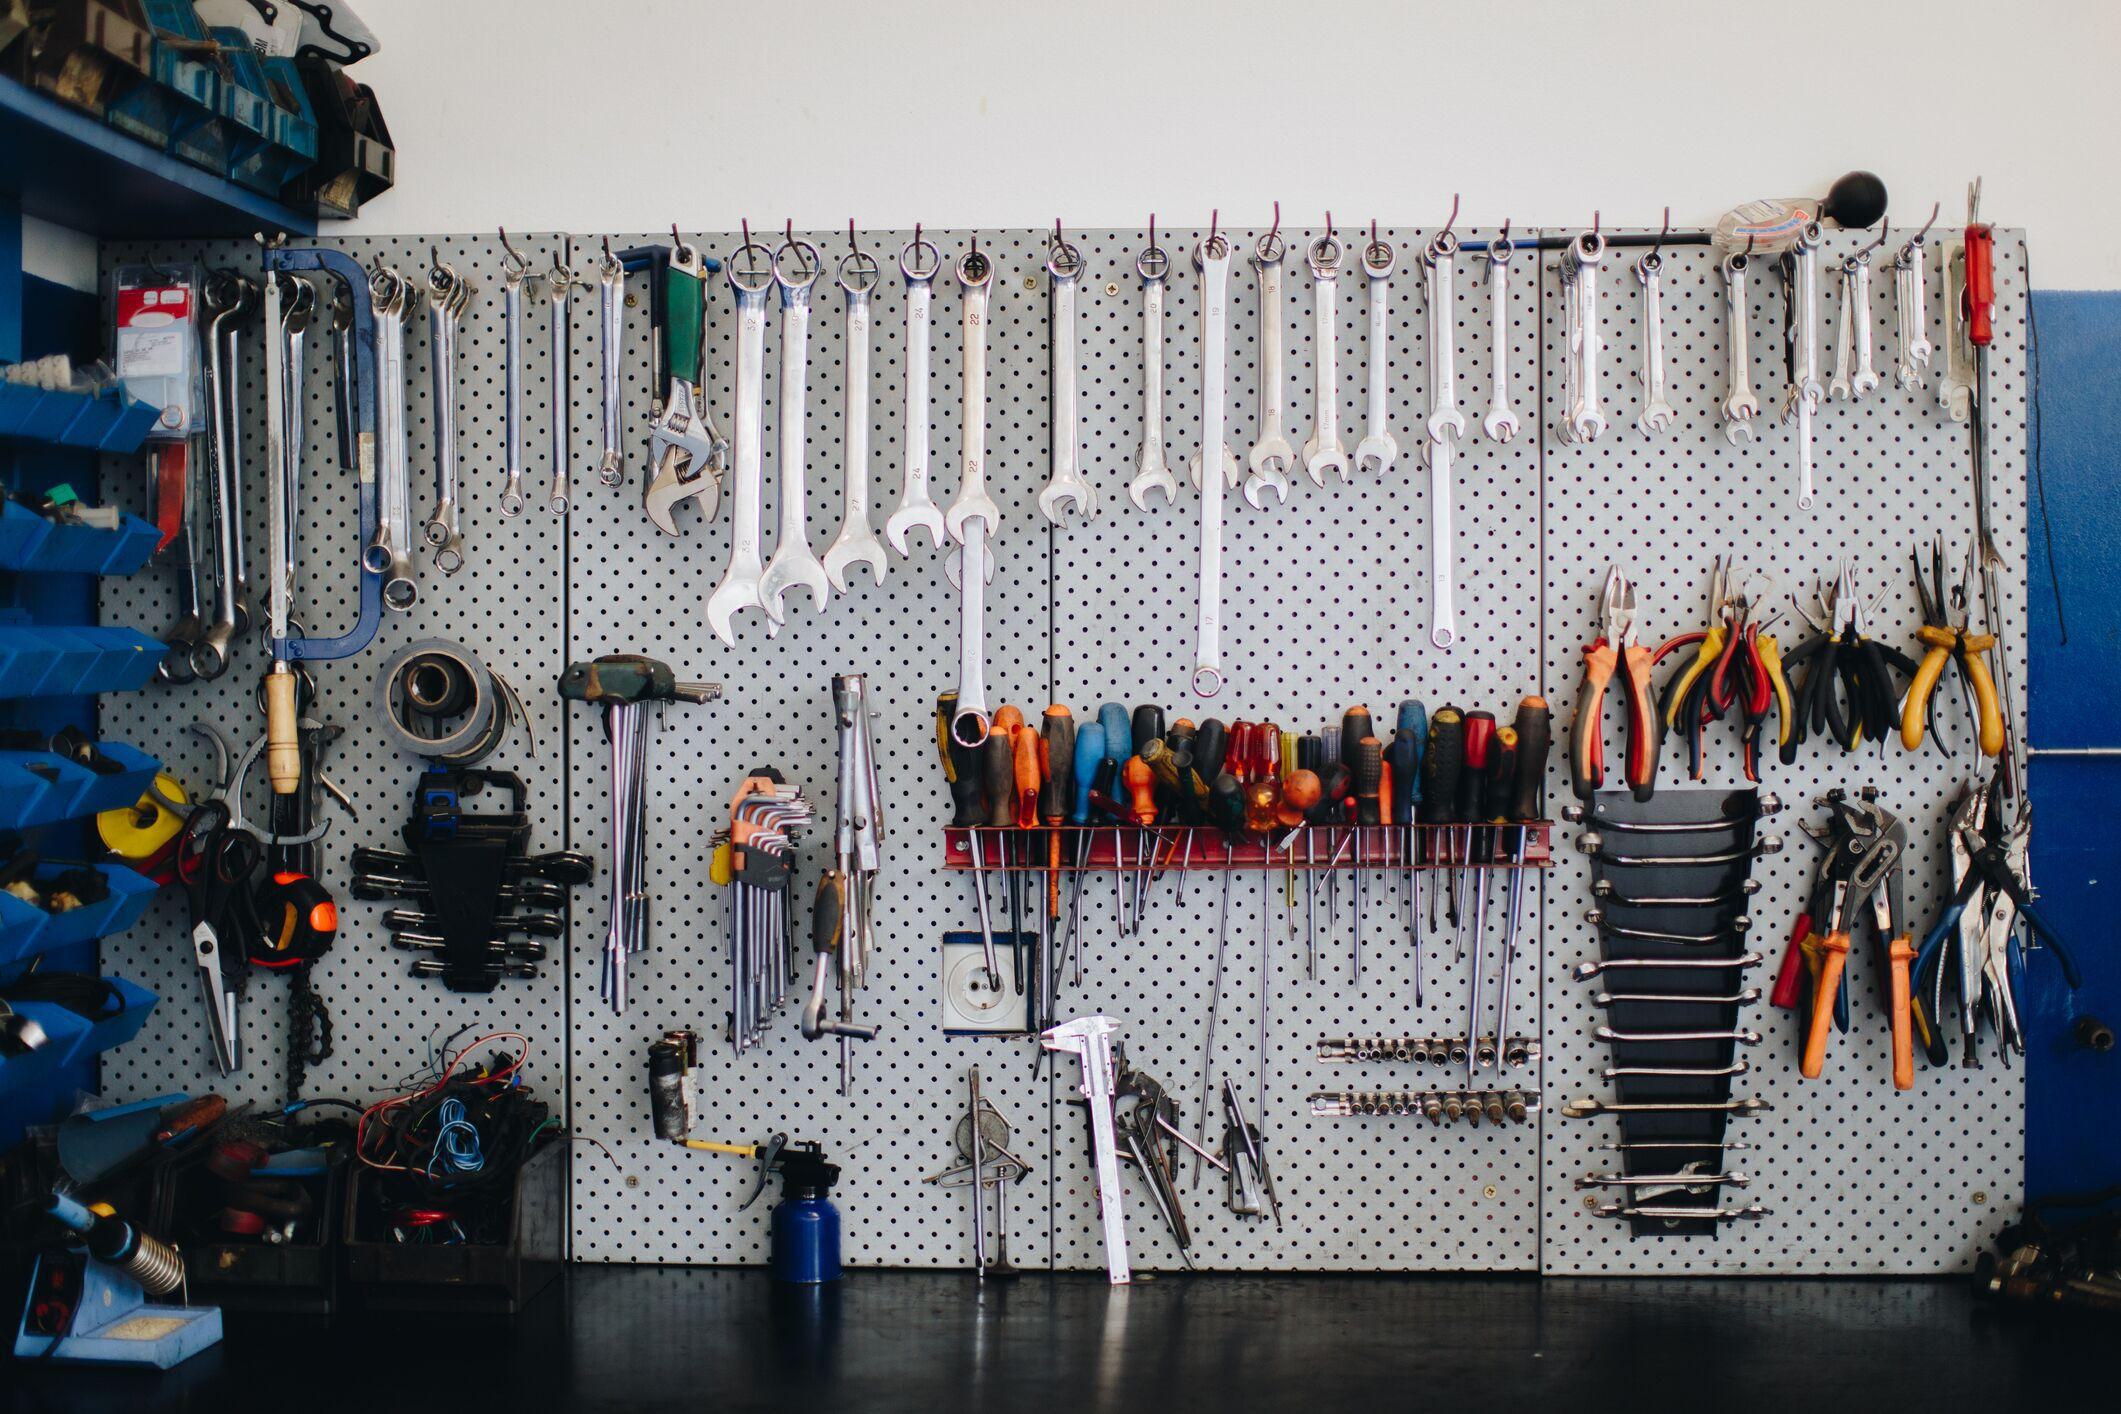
1538,230,2029,1274
87,225,2025,1276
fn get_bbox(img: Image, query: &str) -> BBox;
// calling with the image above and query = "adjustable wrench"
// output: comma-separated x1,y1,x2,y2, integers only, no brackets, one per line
363,263,419,613
760,240,830,627
1037,238,1095,524
1894,235,1931,390
1354,234,1398,476
1720,254,1761,444
1128,240,1178,511
1482,236,1520,442
498,243,530,516
947,247,1000,748
546,244,589,515
885,236,947,555
705,246,777,645
1246,232,1296,497
596,249,625,487
1561,231,1605,442
824,245,888,591
422,258,470,574
1635,252,1676,435
1041,1015,1131,1284
643,239,728,533
1302,234,1349,485
1192,235,1236,698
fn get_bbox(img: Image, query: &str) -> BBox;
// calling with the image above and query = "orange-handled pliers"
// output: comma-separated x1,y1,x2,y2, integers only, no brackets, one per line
1571,566,1661,802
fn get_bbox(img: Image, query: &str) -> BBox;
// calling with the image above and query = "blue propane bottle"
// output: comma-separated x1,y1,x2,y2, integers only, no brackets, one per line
767,1143,842,1283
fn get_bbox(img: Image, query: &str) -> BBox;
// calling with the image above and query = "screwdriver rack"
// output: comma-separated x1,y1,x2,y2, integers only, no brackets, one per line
941,823,1554,871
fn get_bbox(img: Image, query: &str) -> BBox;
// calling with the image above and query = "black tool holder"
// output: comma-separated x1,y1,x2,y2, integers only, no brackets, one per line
1580,788,1774,1237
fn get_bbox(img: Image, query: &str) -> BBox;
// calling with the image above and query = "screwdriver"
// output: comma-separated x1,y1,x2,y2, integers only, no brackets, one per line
1196,766,1247,1186
1278,727,1299,936
1096,703,1131,932
1131,705,1167,928
1468,724,1516,1080
1350,732,1382,977
1065,721,1105,986
1166,718,1199,903
1041,705,1076,926
1341,707,1375,947
991,704,1027,942
1314,751,1352,940
1139,737,1190,911
1319,724,1342,929
983,718,1020,987
1279,767,1322,979
1014,723,1046,1014
1419,707,1465,939
940,692,999,987
1244,764,1282,1125
1294,734,1324,972
1456,710,1496,968
1495,696,1551,1057
1389,701,1426,1002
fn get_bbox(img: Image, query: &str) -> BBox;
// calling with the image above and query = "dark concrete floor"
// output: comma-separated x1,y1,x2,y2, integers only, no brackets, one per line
3,1267,2099,1413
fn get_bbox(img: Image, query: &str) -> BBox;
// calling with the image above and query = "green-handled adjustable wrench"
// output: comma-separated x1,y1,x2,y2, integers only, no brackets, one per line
644,238,730,534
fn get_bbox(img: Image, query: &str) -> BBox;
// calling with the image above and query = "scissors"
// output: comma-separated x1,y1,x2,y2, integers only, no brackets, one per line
175,797,261,1074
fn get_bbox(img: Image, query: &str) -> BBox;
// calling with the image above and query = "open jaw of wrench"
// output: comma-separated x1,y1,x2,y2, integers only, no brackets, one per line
422,258,472,574
1129,242,1179,512
1719,253,1761,444
1354,236,1398,476
1192,235,1237,697
705,248,776,646
361,264,419,614
1037,239,1096,524
1635,252,1676,434
1301,234,1348,487
1245,233,1295,501
498,251,529,516
760,240,831,629
885,236,947,555
946,247,1000,747
1558,231,1606,442
1482,238,1520,442
643,240,727,534
823,246,888,591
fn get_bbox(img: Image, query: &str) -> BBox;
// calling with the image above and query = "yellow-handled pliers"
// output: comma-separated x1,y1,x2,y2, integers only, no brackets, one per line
1903,537,2004,757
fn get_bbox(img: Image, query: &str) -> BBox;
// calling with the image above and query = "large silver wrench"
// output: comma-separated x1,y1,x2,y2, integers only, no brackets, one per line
1302,234,1348,485
363,265,419,613
498,245,529,517
546,246,589,515
1635,252,1676,434
422,259,470,575
886,238,946,554
1426,440,1457,651
1129,242,1178,512
947,247,999,748
1829,258,1857,401
1895,236,1932,390
1037,239,1095,524
1421,234,1464,652
1563,231,1605,441
597,251,625,487
1720,253,1761,444
1482,237,1520,442
1354,235,1398,476
1192,236,1236,697
824,246,887,591
193,272,249,679
1783,225,1823,509
705,248,776,645
1246,233,1295,495
760,239,830,627
1041,1016,1131,1284
1422,231,1466,441
1850,254,1880,396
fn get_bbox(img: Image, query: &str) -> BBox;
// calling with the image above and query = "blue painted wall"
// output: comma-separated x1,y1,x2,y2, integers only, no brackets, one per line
2025,290,2121,1203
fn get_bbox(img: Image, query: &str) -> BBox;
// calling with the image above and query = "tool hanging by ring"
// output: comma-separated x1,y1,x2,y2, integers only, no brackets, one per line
375,638,537,766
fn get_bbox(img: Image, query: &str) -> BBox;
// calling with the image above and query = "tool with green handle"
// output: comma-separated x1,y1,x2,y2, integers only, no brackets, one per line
644,238,731,535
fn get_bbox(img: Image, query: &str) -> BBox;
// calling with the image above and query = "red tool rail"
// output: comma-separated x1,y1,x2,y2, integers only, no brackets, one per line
943,822,1554,872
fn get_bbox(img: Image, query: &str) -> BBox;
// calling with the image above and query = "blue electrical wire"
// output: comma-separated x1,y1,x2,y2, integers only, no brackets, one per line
427,1097,485,1179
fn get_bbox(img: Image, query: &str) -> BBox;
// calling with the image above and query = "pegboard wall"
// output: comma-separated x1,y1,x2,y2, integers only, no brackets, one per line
92,223,2027,1277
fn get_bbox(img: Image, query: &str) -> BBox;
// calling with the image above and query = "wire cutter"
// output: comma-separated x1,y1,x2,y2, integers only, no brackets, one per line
1572,566,1661,802
1798,790,1906,1083
1655,557,1792,781
174,797,262,1075
1904,537,2005,758
1780,561,1922,761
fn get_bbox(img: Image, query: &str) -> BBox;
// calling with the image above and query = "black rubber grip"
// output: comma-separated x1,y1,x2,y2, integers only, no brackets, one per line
1456,711,1496,824
1192,719,1228,783
1297,734,1322,773
1040,707,1075,826
1131,704,1166,759
1352,736,1383,826
1419,708,1464,826
982,733,1014,828
1340,707,1374,770
1209,773,1247,838
1509,696,1552,822
1313,761,1352,825
1483,728,1518,822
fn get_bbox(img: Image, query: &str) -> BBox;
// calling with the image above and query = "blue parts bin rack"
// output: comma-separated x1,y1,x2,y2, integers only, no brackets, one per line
0,379,162,454
0,501,160,576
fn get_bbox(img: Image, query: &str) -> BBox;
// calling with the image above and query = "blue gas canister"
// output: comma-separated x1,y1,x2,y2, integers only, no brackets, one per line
766,1143,842,1284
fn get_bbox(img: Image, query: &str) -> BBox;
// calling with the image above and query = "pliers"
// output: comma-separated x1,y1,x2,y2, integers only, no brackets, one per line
1795,789,1908,1086
1572,565,1662,802
1654,556,1793,781
1903,537,2005,758
1780,561,1922,761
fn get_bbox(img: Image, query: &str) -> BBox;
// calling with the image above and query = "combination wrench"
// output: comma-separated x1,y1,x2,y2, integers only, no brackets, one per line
1560,231,1606,442
597,248,625,487
546,243,589,515
1894,234,1932,390
363,262,419,613
1849,253,1880,397
823,242,888,591
885,235,947,555
1635,252,1676,435
705,243,778,645
1481,235,1520,442
422,257,471,574
1421,231,1464,651
1192,234,1236,697
1302,233,1348,485
1037,237,1095,524
498,238,530,517
194,271,252,679
946,245,1000,747
1781,224,1823,509
1720,253,1761,444
1354,233,1398,476
760,239,830,628
1246,232,1295,500
1128,239,1178,511
1938,236,1974,423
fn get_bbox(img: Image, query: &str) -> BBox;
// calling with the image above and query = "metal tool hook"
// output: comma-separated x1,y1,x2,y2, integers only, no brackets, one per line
1439,193,1459,242
1651,206,1671,263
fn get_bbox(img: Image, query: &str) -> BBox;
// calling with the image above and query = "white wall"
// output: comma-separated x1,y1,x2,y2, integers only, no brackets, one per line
345,0,2113,290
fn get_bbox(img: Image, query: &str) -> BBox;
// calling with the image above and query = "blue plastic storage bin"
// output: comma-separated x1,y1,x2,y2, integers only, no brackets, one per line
0,751,98,830
0,891,51,969
73,741,162,820
27,863,158,952
0,503,162,576
0,624,165,697
0,1002,90,1097
0,756,54,828
81,977,159,1059
0,381,160,454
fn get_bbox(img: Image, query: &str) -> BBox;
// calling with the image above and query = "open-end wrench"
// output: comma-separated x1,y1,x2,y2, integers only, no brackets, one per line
422,257,470,574
1829,257,1857,401
1563,231,1606,441
1635,252,1676,435
1939,237,1974,423
362,263,419,614
194,271,251,678
1482,236,1520,442
1720,253,1761,444
1247,232,1296,497
643,238,727,534
947,246,1000,748
1354,234,1398,476
596,248,625,487
1894,234,1932,390
1422,231,1467,442
1037,237,1095,524
824,244,887,591
705,243,777,646
1192,234,1236,698
498,238,530,517
1302,233,1348,485
546,243,589,515
1129,239,1178,512
761,239,830,628
885,235,946,555
1783,225,1823,509
1850,253,1881,397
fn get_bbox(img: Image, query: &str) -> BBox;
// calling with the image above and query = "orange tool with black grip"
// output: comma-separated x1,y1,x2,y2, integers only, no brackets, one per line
1122,756,1157,827
1012,725,1042,831
1572,566,1660,802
